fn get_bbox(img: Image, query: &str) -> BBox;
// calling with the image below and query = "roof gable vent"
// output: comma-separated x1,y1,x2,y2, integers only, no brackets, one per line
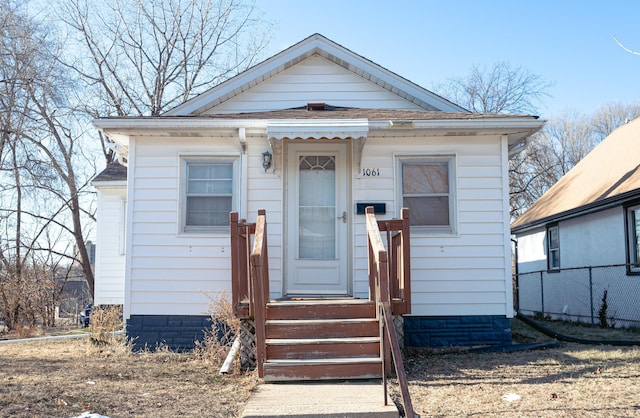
307,102,326,111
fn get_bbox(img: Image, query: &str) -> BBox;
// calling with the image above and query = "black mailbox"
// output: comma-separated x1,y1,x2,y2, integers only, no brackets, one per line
356,203,386,215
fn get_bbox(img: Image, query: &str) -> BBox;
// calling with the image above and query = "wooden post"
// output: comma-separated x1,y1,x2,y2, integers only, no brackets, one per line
250,251,266,378
366,206,376,303
400,208,411,314
250,209,269,378
230,212,241,317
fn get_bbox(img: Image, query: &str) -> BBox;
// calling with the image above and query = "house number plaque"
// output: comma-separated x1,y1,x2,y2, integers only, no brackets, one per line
360,168,380,176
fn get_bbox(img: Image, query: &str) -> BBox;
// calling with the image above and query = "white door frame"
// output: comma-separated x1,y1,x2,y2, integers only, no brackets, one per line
284,141,351,296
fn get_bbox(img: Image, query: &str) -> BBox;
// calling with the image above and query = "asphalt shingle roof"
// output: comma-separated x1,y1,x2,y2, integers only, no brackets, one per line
511,116,640,231
92,162,127,183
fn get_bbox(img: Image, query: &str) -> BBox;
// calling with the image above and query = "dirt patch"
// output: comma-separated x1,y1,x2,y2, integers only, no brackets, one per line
0,339,258,417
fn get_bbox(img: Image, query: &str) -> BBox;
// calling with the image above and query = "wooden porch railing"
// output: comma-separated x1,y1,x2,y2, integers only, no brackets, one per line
229,212,255,319
229,209,269,377
373,207,412,315
230,209,270,377
366,206,416,418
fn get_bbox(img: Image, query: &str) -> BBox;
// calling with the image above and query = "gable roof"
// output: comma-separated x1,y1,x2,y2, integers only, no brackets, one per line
511,117,640,232
165,33,466,116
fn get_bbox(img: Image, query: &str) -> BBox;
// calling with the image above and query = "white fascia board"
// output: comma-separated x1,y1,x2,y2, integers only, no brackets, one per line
93,118,268,130
91,180,127,188
93,118,269,147
267,119,369,140
369,117,545,143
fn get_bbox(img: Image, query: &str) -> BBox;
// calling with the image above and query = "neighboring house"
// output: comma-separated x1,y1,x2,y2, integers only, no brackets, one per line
93,34,544,349
92,162,127,305
512,117,640,326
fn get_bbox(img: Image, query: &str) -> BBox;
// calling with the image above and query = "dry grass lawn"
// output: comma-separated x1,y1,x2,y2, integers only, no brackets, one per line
402,343,640,417
0,338,258,418
1,319,639,417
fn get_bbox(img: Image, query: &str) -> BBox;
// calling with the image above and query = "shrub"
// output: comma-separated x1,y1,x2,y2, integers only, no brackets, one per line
88,305,124,346
194,292,240,370
598,289,609,329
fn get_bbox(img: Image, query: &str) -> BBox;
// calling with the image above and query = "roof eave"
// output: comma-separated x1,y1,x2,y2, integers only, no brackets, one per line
92,180,127,188
93,116,544,146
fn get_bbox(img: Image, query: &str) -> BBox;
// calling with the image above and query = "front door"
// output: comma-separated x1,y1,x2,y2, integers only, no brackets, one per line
285,142,350,295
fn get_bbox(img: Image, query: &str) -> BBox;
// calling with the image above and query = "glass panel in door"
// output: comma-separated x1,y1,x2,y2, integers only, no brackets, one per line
298,156,336,259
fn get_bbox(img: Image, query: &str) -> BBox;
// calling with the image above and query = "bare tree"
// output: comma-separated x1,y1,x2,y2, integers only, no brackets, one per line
434,61,553,114
509,103,640,218
0,0,95,328
590,101,640,142
435,61,640,217
60,0,273,164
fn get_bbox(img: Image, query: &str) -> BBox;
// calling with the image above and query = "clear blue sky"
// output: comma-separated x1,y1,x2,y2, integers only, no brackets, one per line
254,0,640,118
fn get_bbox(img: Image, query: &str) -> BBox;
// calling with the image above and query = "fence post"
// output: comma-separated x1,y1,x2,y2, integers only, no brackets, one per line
539,271,544,318
589,267,594,326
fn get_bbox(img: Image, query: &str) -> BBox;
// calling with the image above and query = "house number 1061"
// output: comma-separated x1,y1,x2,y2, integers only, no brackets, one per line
361,168,380,176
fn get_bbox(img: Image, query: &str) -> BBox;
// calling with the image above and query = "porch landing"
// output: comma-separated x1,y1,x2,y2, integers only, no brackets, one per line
241,381,399,418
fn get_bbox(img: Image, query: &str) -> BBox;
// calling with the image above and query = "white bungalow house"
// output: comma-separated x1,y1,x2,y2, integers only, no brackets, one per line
93,33,544,353
511,117,640,327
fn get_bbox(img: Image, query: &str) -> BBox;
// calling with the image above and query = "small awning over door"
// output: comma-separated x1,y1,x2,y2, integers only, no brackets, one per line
267,119,369,171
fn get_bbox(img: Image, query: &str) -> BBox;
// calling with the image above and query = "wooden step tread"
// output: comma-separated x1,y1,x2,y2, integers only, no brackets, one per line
269,298,375,306
266,301,376,320
266,318,379,339
265,356,381,365
266,318,377,325
266,337,379,345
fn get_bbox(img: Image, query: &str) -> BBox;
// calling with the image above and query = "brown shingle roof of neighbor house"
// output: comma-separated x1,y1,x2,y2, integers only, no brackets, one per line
511,116,640,231
92,161,127,183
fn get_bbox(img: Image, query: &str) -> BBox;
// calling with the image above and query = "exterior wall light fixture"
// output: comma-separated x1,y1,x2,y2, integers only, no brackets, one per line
262,150,272,172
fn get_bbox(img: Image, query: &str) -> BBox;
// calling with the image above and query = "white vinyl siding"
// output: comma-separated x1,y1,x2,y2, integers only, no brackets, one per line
128,138,238,316
94,186,127,305
518,208,626,274
126,133,512,319
353,135,511,317
205,55,424,114
126,136,283,317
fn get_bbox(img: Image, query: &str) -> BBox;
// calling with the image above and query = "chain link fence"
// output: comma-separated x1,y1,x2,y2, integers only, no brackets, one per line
516,264,640,329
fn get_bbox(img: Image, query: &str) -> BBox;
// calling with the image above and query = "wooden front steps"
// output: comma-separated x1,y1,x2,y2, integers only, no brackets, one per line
262,299,382,382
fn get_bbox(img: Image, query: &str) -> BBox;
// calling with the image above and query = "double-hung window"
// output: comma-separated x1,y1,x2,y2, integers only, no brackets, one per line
626,204,640,274
182,157,237,232
546,224,560,271
398,156,455,233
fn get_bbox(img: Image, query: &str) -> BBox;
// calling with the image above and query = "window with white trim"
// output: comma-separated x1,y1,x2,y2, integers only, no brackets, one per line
627,204,640,273
182,157,238,232
398,156,456,232
547,224,560,270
